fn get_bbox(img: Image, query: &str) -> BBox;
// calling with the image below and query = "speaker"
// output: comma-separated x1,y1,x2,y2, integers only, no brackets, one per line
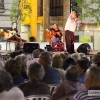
23,43,39,54
77,43,91,55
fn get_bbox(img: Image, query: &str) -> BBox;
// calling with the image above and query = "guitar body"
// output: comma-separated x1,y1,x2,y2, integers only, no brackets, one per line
46,30,55,39
4,30,16,39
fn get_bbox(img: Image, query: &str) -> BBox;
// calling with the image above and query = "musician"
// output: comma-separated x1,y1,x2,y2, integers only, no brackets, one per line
47,24,62,42
64,11,81,54
7,28,26,50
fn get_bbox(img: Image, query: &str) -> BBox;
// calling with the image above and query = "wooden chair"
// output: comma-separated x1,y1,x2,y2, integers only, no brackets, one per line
47,84,57,95
25,94,52,100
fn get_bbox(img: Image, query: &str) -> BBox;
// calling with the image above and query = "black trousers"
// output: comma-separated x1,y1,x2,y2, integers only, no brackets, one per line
65,30,75,54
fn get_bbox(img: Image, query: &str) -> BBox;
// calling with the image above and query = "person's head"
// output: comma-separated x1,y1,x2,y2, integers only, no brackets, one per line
92,52,100,64
71,53,80,63
33,49,41,58
65,65,78,82
10,51,19,59
76,57,90,74
29,36,36,42
63,57,76,70
17,50,24,55
27,62,45,82
0,70,13,93
53,24,58,30
39,51,52,66
52,54,63,68
84,66,100,89
14,54,27,72
70,11,77,19
4,58,22,76
78,53,86,58
60,52,69,62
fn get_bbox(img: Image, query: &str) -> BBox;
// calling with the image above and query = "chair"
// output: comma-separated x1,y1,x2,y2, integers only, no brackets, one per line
25,94,52,100
6,40,17,51
47,84,57,95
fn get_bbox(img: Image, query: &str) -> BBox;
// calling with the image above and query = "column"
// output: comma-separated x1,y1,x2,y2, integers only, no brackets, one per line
63,0,70,41
43,0,50,41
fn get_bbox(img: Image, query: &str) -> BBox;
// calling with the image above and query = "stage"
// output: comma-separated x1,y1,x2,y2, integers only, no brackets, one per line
0,41,93,52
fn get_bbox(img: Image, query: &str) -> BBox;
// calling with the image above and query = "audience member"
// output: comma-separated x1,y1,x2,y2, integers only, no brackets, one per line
0,70,25,100
39,51,60,84
19,62,50,96
76,57,91,83
91,52,100,67
52,65,86,100
4,58,24,85
10,51,19,59
26,49,40,67
14,54,28,79
62,57,76,70
71,53,80,64
72,66,100,100
52,54,65,82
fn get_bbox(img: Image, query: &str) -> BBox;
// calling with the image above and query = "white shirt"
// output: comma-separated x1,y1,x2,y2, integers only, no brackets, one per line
0,87,25,100
64,16,77,32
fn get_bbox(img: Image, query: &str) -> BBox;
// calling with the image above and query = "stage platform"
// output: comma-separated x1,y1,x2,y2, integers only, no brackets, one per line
0,41,93,52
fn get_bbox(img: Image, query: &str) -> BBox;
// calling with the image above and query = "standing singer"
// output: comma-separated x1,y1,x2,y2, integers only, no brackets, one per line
64,11,81,54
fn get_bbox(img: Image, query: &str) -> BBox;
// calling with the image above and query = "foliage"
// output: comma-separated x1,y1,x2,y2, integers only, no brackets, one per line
74,0,100,25
10,0,32,23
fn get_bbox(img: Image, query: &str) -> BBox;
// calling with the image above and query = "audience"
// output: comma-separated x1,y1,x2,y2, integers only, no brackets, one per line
26,49,40,67
52,54,65,82
14,54,28,79
71,53,80,64
72,66,100,100
39,51,60,84
4,58,24,85
0,70,25,100
91,52,100,67
52,65,86,100
76,57,91,83
19,62,50,96
63,57,76,70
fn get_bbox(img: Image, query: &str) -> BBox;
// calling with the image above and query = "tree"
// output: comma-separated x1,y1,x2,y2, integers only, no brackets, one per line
74,0,100,25
10,0,32,23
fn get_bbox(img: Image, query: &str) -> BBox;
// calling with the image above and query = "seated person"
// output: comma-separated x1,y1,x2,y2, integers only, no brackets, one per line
52,65,86,100
18,62,50,96
47,24,62,42
0,70,25,100
76,57,90,83
4,58,24,85
39,51,61,84
72,66,100,100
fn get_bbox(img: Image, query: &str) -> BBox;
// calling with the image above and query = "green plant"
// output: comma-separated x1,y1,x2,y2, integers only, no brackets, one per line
74,0,100,25
10,0,32,23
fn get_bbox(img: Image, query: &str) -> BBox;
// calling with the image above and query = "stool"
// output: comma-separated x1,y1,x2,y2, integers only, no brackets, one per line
6,40,17,51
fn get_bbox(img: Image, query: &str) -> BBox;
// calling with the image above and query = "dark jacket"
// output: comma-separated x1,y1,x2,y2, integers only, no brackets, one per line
42,66,61,84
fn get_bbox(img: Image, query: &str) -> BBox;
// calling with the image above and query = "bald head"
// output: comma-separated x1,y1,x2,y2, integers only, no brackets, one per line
85,66,100,89
70,11,77,19
65,65,78,82
88,67,100,82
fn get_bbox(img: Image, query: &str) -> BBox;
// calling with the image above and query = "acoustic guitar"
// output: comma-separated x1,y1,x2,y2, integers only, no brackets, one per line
45,29,55,39
4,30,16,38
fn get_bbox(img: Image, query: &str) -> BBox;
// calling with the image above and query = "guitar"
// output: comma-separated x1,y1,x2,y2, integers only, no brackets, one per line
4,30,16,38
46,29,65,39
46,29,55,39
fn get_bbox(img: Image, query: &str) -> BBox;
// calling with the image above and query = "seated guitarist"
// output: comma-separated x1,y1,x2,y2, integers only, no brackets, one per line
47,24,62,42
